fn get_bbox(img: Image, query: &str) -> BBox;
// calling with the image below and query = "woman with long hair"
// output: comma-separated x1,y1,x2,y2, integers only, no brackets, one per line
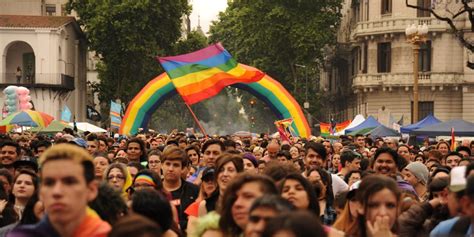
103,163,132,200
333,182,360,236
218,173,278,237
198,154,244,216
279,173,320,216
11,170,38,221
355,175,401,237
305,168,337,225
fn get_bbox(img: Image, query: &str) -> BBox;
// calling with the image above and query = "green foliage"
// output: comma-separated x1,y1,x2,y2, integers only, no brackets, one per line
209,0,343,125
68,0,190,104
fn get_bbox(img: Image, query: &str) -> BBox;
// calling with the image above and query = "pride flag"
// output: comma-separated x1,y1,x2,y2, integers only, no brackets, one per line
320,119,351,136
158,43,265,105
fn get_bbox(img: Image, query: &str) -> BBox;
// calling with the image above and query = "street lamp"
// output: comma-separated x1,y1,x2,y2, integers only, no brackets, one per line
295,64,309,108
405,23,428,123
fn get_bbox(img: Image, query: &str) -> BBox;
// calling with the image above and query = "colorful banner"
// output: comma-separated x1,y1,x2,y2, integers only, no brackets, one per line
110,101,122,129
61,105,72,123
320,119,351,136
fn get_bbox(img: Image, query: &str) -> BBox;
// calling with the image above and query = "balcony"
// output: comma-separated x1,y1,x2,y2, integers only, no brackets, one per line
352,72,464,89
351,17,448,39
0,73,75,91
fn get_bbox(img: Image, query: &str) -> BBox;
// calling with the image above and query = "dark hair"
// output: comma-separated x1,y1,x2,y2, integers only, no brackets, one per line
0,168,13,186
373,147,404,171
276,150,291,161
131,189,176,232
223,140,236,149
0,179,17,226
249,194,295,213
456,146,471,157
86,133,98,143
161,146,188,168
89,182,128,225
0,140,21,155
202,139,225,154
281,144,291,151
306,168,334,207
12,169,39,203
279,173,320,216
126,138,147,162
262,161,298,183
340,150,361,168
467,162,474,178
108,214,162,237
18,191,39,225
219,173,278,237
32,140,51,154
215,153,244,182
185,145,200,158
356,175,401,237
293,159,305,173
445,151,463,159
344,170,362,184
305,142,327,160
262,210,327,237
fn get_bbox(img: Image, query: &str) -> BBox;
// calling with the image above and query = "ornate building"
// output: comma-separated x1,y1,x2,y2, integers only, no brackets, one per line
321,0,474,125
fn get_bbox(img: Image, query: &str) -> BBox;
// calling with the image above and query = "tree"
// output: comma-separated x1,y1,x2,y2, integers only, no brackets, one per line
406,0,474,69
208,0,343,124
67,0,190,107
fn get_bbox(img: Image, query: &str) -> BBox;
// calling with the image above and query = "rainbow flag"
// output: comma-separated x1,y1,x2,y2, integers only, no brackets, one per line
158,43,265,105
320,120,351,136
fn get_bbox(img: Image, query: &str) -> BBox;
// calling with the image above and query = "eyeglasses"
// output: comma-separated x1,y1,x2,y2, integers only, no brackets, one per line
148,160,161,165
107,175,125,181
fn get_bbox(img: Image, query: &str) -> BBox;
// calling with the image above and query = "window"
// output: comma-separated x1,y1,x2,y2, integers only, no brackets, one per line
381,0,392,14
411,101,434,123
377,42,391,73
417,0,431,17
45,4,56,16
419,41,431,72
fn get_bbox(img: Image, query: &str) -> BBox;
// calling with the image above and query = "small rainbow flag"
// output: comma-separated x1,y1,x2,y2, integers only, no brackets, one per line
158,43,265,105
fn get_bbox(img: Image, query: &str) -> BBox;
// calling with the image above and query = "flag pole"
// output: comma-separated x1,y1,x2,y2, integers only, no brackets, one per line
184,103,208,138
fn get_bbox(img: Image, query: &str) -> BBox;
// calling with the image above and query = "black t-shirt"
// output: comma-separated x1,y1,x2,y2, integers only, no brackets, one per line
170,180,199,231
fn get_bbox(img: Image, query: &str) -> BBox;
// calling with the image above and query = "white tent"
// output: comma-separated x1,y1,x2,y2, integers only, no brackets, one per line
69,122,107,133
333,114,365,136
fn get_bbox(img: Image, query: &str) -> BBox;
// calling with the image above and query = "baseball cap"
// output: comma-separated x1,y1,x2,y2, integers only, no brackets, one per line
404,162,429,185
448,166,467,192
201,167,215,182
69,138,87,148
13,156,38,172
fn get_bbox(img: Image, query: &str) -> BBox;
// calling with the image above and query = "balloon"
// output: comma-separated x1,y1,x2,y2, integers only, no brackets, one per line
6,100,16,106
19,103,30,110
3,86,18,95
7,94,16,99
7,105,16,112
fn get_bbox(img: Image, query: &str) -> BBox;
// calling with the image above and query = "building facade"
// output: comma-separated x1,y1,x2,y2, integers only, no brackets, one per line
0,15,87,121
321,0,474,125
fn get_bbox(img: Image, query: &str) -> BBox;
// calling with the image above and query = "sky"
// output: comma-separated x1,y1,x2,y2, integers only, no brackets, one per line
189,0,228,35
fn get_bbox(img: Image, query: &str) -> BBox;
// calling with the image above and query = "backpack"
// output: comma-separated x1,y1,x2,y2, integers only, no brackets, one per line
449,216,472,236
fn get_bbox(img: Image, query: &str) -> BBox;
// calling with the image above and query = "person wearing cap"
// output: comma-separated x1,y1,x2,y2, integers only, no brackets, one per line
333,180,361,235
161,147,199,231
185,167,217,234
242,153,257,174
9,143,111,237
430,166,469,236
402,162,430,202
13,156,38,175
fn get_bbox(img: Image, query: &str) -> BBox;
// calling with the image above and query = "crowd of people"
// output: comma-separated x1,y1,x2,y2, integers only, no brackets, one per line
0,128,472,237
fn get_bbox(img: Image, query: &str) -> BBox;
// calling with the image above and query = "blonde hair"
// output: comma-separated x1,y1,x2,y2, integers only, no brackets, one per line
39,143,95,183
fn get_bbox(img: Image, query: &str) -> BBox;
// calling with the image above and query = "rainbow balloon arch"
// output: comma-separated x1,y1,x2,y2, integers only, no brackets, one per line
119,71,311,138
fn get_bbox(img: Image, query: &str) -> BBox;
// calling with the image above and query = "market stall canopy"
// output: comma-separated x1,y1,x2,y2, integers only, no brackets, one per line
368,125,401,138
347,127,375,136
400,114,441,133
29,120,79,133
410,119,474,136
345,116,381,134
69,122,107,133
334,114,365,136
